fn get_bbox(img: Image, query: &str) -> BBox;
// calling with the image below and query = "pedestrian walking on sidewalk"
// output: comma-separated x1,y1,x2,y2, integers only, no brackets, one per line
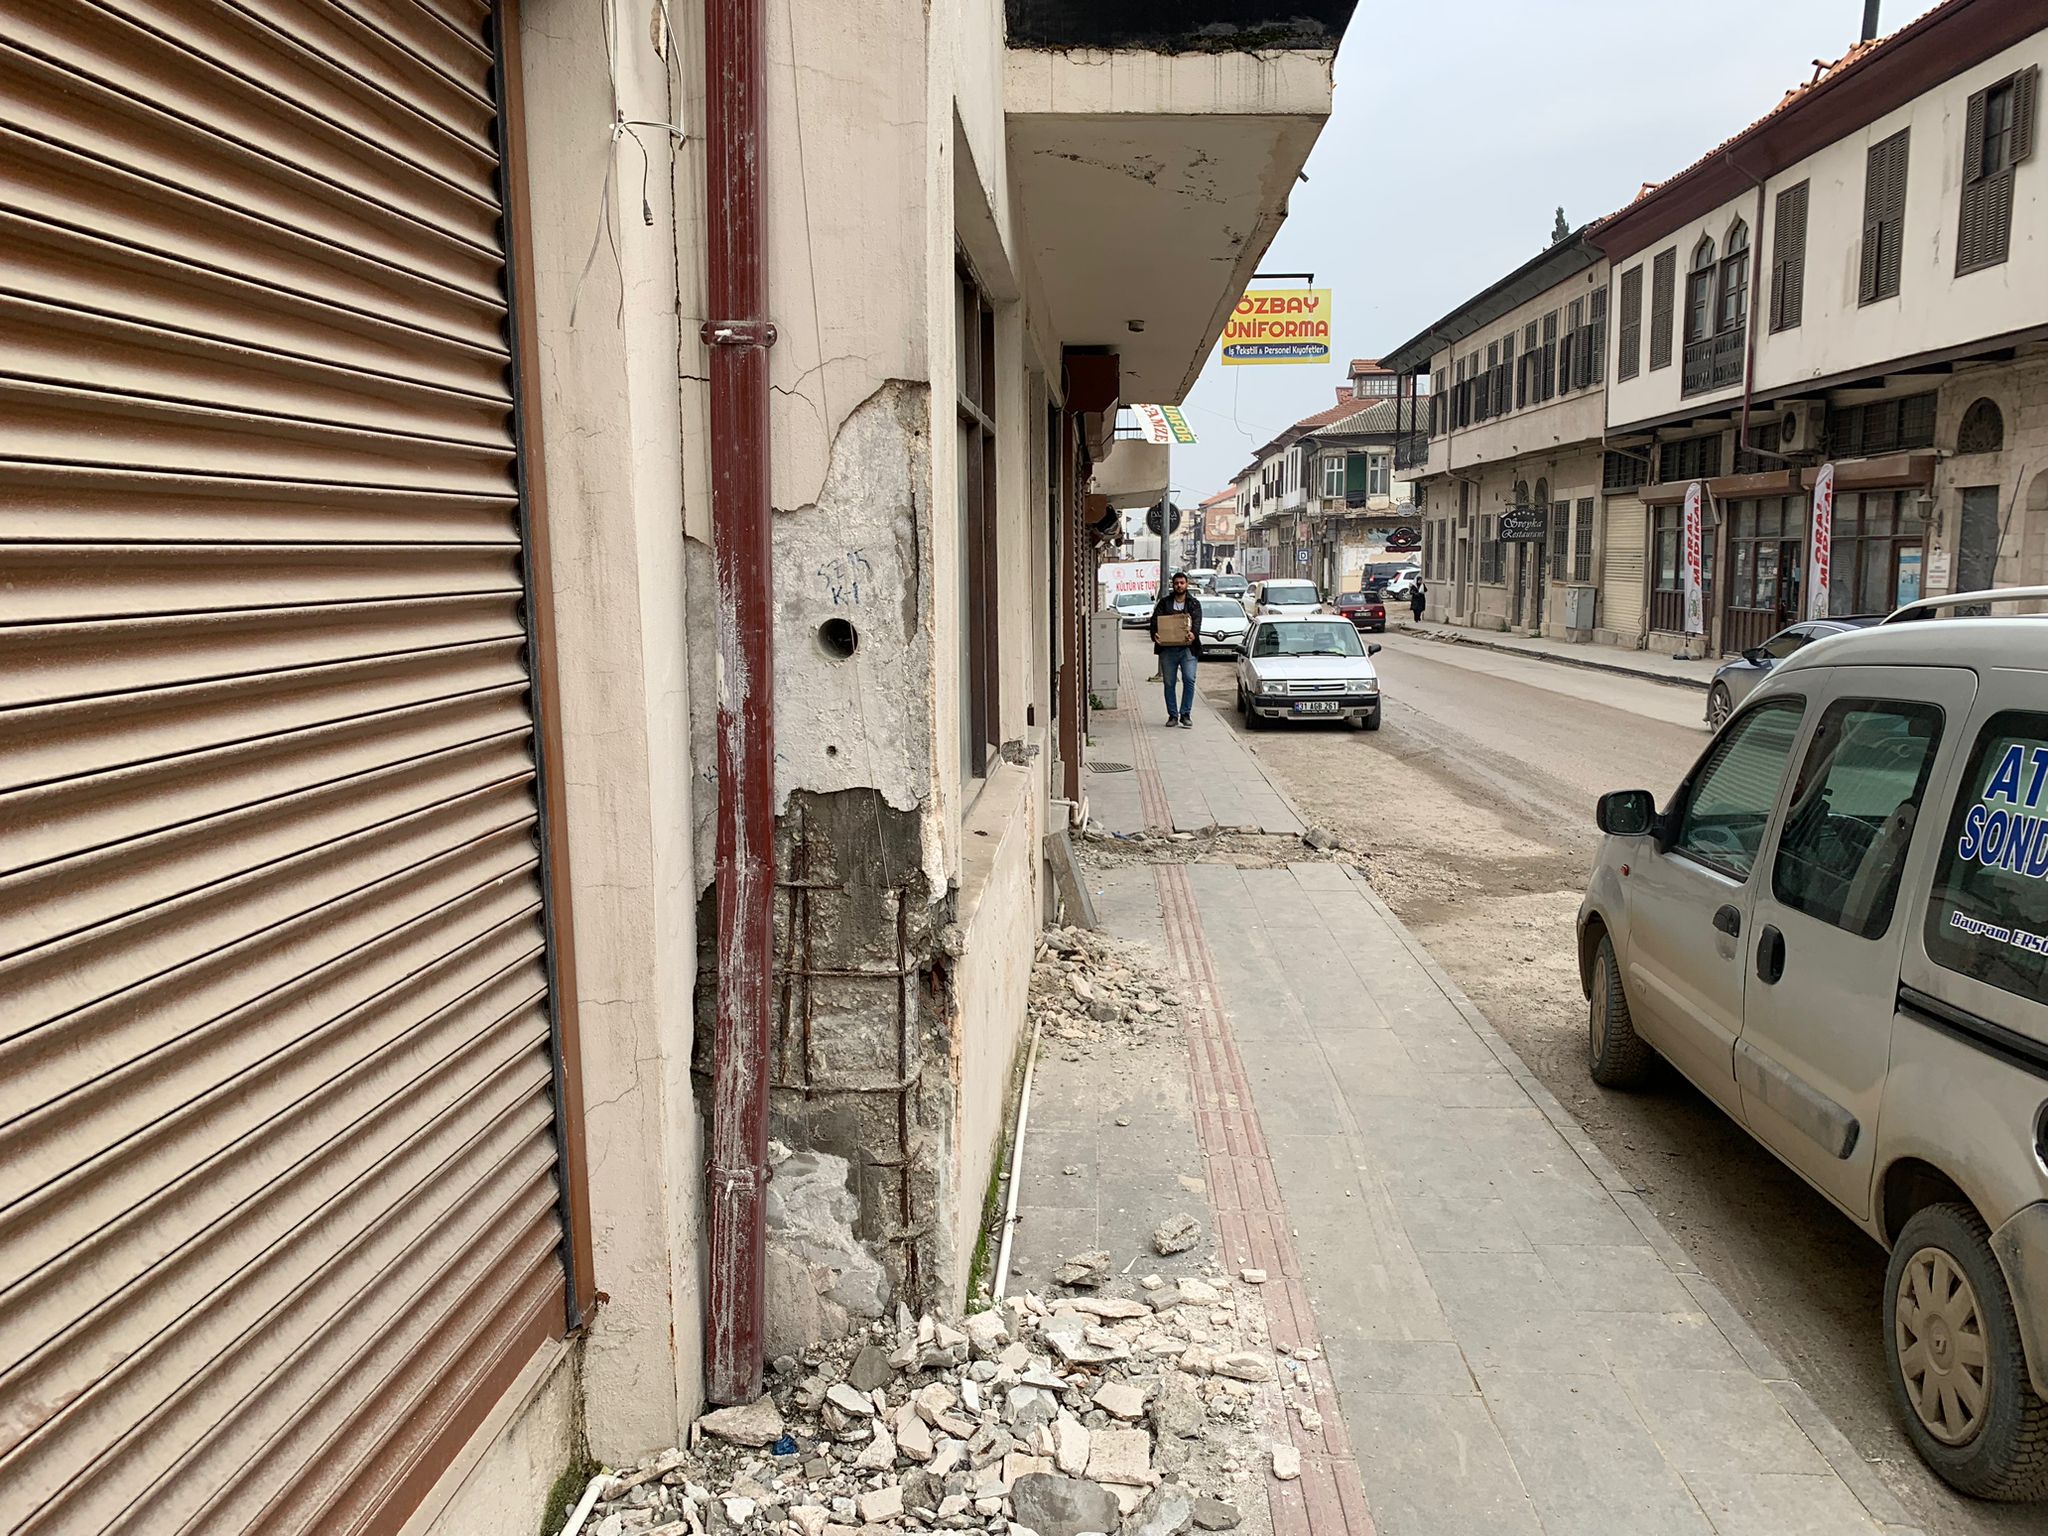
1409,580,1427,624
1150,571,1203,727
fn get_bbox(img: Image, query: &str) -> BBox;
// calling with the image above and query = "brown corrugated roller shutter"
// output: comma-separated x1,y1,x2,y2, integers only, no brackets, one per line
1599,495,1647,641
0,2,574,1534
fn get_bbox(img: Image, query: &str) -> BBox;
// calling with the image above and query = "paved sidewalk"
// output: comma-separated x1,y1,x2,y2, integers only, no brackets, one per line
1397,619,1721,692
1006,669,1923,1536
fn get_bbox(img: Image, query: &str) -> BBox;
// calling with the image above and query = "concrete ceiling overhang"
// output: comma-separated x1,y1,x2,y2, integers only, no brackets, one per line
1006,49,1335,406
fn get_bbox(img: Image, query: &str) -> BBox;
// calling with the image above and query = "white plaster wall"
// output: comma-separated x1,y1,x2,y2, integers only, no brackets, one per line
519,0,701,1462
948,759,1042,1302
1931,355,2048,591
1422,259,1610,474
1605,31,2048,430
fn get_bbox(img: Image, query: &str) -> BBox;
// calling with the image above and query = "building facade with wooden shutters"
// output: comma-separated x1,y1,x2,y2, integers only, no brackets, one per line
1,1,1350,1531
1385,233,1620,645
1594,0,2048,658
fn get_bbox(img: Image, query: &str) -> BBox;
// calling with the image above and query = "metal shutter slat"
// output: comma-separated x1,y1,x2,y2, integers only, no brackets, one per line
0,2,570,1524
1,18,499,250
0,595,526,709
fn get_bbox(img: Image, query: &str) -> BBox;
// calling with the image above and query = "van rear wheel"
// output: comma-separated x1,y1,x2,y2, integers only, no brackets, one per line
1587,935,1654,1088
1884,1203,2048,1500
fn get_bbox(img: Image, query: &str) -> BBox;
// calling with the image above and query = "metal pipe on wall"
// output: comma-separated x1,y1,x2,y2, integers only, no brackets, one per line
703,0,776,1406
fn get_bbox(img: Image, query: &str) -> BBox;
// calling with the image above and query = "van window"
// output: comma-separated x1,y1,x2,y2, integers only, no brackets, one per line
1924,711,2048,1003
1673,698,1805,879
1262,583,1318,605
1772,700,1943,938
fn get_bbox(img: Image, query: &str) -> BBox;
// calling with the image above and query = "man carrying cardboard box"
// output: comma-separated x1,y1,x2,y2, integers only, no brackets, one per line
1149,571,1204,728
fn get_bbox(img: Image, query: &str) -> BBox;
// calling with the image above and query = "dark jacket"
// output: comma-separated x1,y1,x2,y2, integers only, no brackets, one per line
1149,590,1203,654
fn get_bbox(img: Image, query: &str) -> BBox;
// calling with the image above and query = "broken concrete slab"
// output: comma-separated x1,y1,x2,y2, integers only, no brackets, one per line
1008,1474,1121,1536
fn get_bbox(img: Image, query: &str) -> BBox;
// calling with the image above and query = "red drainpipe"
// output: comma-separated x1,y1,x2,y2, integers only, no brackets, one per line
703,0,776,1407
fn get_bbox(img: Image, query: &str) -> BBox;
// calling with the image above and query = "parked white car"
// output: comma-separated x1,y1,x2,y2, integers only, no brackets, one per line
1112,591,1155,628
1577,590,2048,1501
1234,616,1382,730
1251,579,1321,618
1195,595,1250,658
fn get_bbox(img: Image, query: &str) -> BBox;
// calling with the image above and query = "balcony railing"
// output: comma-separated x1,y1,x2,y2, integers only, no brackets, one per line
1392,432,1431,472
1681,331,1744,397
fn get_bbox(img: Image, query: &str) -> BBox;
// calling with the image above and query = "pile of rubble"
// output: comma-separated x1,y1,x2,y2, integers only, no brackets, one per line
1029,927,1180,1058
1073,824,1358,872
561,1271,1307,1536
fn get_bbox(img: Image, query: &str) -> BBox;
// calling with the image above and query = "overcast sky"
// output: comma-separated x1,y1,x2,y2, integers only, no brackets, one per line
1168,0,1887,502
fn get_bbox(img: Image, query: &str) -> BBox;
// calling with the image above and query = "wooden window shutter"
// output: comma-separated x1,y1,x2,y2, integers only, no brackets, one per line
1770,182,1807,330
1618,265,1642,379
1861,130,1908,301
1963,86,1990,188
1649,249,1676,370
2013,65,2038,163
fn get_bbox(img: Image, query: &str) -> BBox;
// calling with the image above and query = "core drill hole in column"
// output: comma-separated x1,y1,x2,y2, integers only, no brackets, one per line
817,618,858,660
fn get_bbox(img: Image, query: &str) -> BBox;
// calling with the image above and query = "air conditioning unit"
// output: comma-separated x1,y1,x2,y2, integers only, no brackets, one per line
1777,400,1827,454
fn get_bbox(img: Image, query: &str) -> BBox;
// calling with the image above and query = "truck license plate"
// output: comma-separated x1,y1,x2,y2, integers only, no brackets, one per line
1292,701,1340,715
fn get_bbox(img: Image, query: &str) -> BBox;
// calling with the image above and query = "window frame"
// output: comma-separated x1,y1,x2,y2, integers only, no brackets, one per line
1573,496,1595,582
1617,264,1643,380
1921,709,2048,1004
1958,67,2036,276
956,261,1000,783
1770,697,1945,940
1671,696,1808,881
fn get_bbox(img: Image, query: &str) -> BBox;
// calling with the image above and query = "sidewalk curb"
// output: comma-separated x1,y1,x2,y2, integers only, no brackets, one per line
1338,864,1926,1536
1397,622,1715,695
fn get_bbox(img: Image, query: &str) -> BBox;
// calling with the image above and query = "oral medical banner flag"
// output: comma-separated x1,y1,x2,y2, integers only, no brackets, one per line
1682,481,1706,636
1220,288,1334,366
1130,404,1198,444
1807,462,1835,621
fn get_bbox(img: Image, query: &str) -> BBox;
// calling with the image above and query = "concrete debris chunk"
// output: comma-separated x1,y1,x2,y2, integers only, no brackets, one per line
1150,1216,1202,1256
1052,1412,1090,1477
853,1424,897,1469
1126,1488,1194,1536
825,1382,877,1417
895,1412,935,1463
1270,1443,1301,1481
856,1485,903,1524
1090,1381,1147,1420
1083,1428,1157,1488
1238,1269,1267,1286
1209,1352,1274,1383
963,1310,1009,1356
1065,1297,1151,1321
1191,1498,1241,1531
1008,1474,1123,1536
846,1344,896,1392
1174,1278,1222,1305
1052,1250,1111,1288
695,1397,785,1448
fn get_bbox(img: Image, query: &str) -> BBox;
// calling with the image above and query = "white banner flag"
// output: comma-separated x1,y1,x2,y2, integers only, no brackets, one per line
1807,462,1835,621
1682,481,1705,636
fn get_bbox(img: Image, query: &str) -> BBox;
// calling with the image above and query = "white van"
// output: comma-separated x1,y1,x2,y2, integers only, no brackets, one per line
1252,579,1321,618
1578,591,2048,1500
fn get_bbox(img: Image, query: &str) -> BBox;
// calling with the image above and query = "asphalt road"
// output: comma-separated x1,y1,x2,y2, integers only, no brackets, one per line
1199,629,2038,1535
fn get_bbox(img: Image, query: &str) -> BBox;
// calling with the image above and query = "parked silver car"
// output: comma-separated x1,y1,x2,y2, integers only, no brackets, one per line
1234,616,1382,729
1706,617,1882,730
1578,592,2048,1500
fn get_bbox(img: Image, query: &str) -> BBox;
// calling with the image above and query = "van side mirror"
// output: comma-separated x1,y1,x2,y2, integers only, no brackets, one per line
1596,789,1657,837
1367,644,1383,656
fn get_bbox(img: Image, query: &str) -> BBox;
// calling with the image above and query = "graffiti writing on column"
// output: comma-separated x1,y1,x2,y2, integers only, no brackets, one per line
819,549,873,606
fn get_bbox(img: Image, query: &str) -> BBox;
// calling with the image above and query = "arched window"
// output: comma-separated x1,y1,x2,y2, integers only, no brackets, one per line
1534,477,1549,508
1686,236,1718,343
1514,478,1530,509
1718,221,1750,335
1957,397,2005,455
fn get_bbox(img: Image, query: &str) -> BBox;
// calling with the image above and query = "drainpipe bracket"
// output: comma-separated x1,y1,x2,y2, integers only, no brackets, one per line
703,320,779,348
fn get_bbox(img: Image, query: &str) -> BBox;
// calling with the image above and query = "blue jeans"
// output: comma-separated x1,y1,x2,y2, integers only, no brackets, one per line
1160,646,1197,719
